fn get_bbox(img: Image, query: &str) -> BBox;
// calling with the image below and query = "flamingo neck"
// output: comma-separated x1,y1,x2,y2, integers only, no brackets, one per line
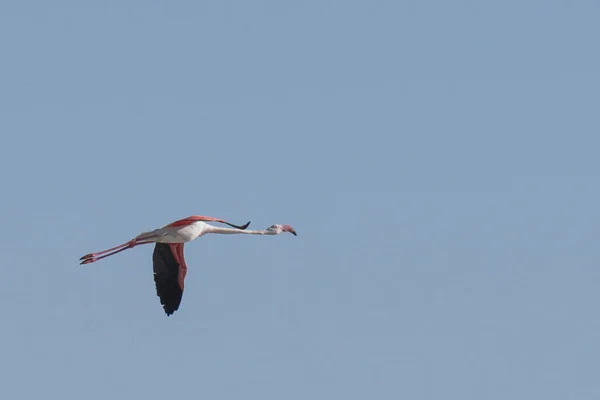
206,226,275,235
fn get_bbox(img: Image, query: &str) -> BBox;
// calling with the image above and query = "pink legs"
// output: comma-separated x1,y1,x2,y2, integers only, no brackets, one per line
80,238,154,265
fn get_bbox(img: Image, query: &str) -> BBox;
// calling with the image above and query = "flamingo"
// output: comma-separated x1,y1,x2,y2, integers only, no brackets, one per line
80,215,297,316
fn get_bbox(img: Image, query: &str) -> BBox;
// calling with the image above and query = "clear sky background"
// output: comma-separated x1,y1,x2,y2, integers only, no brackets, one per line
1,1,599,399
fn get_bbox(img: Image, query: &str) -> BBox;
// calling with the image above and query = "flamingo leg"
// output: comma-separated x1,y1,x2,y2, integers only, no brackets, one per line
80,240,136,260
80,239,154,265
80,229,167,261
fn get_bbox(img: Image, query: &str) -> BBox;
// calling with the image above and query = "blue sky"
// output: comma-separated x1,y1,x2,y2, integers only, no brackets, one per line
1,1,600,399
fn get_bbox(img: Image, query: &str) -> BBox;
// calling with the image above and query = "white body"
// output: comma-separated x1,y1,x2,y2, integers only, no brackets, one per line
139,221,212,244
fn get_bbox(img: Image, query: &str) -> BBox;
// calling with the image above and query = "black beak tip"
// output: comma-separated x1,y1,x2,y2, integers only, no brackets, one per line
291,230,297,236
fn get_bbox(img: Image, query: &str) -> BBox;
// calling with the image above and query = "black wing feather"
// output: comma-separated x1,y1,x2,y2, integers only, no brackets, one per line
152,243,183,316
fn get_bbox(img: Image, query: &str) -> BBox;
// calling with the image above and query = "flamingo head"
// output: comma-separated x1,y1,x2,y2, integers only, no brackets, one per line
267,224,297,236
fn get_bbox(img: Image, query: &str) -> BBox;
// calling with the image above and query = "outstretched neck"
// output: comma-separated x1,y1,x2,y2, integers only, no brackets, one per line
207,226,274,235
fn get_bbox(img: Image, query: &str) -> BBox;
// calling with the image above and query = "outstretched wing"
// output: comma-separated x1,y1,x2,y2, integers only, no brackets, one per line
152,243,188,316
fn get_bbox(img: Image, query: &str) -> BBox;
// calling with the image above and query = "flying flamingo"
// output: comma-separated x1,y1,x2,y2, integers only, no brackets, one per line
80,215,297,316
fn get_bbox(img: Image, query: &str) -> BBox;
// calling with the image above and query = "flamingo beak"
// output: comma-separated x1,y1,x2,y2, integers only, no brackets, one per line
280,225,297,236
